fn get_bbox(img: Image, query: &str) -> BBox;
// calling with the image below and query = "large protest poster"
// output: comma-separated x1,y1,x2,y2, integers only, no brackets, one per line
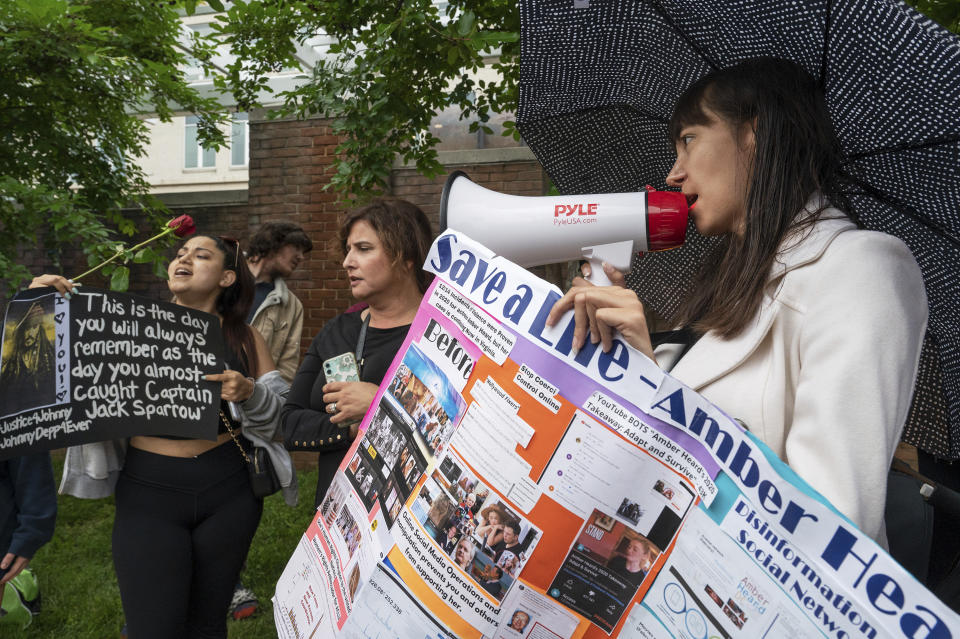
0,286,223,459
274,231,960,639
381,277,713,638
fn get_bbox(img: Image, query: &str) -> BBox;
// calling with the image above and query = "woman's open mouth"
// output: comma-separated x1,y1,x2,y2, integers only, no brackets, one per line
685,194,699,210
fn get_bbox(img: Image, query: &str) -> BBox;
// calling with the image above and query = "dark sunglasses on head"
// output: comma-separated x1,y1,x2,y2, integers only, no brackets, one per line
219,236,241,269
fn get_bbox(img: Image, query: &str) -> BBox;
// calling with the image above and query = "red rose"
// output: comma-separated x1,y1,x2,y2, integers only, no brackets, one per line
168,214,196,238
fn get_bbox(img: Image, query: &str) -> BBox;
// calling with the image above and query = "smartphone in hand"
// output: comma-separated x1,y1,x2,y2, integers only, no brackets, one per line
322,352,362,429
322,352,360,383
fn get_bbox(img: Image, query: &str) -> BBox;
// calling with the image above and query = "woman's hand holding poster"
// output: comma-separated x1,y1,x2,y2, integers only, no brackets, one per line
272,231,959,639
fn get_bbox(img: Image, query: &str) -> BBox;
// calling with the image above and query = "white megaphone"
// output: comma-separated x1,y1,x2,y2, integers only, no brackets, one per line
440,171,688,286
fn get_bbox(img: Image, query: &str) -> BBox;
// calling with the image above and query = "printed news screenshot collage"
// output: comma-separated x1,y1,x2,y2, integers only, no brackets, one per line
275,276,724,639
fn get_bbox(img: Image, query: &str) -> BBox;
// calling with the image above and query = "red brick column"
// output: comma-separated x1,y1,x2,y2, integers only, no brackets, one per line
246,116,350,355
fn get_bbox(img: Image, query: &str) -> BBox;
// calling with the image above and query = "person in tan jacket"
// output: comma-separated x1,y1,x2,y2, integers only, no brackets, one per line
233,222,312,619
246,222,313,384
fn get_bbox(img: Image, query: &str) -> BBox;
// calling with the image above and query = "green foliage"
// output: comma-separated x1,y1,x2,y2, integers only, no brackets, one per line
0,0,228,293
205,0,960,204
210,0,520,200
7,0,946,291
904,0,960,33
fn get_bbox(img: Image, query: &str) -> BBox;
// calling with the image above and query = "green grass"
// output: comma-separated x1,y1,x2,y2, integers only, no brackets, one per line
6,454,319,638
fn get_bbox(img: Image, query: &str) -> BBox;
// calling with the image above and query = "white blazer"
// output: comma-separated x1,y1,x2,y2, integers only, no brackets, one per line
656,211,927,543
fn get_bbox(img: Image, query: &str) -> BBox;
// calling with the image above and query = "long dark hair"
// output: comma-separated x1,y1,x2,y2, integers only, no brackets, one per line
338,198,434,293
195,234,259,374
669,57,852,338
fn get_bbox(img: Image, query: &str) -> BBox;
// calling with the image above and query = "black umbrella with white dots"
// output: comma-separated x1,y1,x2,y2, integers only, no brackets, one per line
517,0,960,458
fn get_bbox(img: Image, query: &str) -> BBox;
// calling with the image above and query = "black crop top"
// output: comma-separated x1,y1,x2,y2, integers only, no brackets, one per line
152,343,249,440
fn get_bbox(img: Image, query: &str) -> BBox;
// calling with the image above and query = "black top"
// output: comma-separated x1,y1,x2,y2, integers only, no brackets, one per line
248,281,273,323
651,327,702,363
606,555,646,586
481,578,503,597
281,310,410,505
490,539,522,563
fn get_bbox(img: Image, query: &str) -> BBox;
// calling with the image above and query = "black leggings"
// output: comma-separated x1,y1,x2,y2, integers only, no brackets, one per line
112,442,262,639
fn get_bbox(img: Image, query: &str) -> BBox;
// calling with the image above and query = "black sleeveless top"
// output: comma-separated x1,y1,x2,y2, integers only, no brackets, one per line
153,343,249,440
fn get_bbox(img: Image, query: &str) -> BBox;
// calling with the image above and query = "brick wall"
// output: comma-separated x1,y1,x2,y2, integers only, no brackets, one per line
247,122,550,353
1,115,551,360
2,116,552,470
244,116,349,349
391,161,549,230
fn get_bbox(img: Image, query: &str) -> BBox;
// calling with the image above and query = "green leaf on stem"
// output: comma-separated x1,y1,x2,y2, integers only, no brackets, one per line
110,266,130,291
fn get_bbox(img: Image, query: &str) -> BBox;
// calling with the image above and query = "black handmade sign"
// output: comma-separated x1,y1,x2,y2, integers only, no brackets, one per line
0,286,224,459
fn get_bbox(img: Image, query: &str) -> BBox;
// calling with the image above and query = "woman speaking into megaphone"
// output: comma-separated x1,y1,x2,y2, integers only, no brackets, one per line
545,58,926,547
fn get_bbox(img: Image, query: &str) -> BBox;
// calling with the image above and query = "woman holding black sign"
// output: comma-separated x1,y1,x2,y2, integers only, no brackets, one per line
546,58,927,545
32,234,287,639
283,198,433,506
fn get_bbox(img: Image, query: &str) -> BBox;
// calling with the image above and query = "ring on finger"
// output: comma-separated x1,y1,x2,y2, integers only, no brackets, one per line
326,402,338,414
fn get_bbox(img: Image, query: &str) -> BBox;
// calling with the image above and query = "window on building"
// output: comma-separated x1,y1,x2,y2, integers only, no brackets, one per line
184,115,216,169
429,104,525,152
182,23,214,84
231,112,248,167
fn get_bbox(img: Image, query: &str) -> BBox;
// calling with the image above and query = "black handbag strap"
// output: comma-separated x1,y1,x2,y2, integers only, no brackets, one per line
355,312,371,373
